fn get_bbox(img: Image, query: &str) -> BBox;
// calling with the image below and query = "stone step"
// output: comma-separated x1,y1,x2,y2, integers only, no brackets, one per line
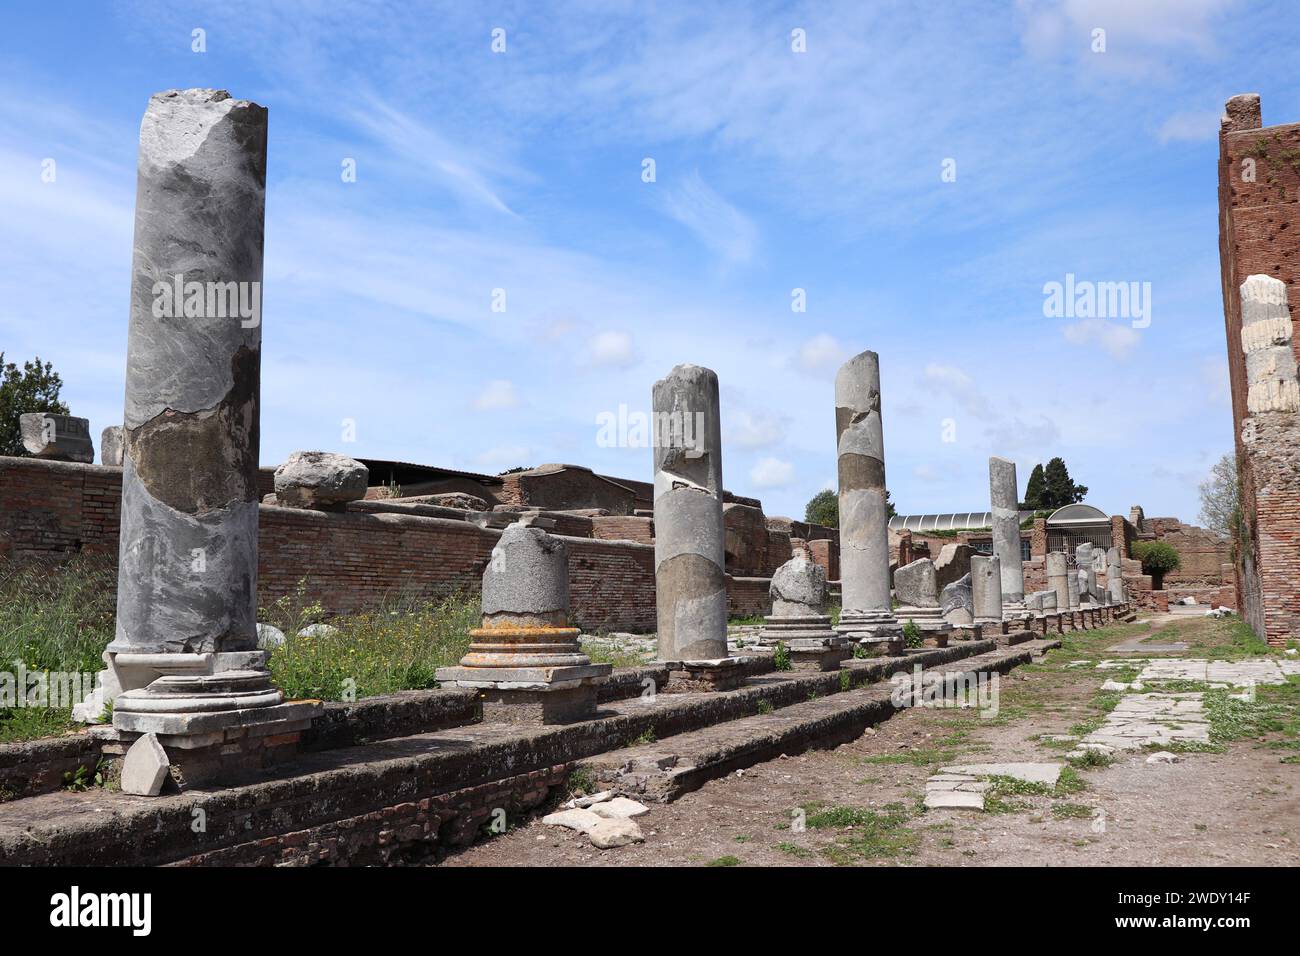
579,640,1059,802
0,638,1021,864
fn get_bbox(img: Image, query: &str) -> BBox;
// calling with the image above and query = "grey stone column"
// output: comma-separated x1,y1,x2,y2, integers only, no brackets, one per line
653,364,728,661
1106,546,1123,604
1075,543,1096,605
971,554,1002,622
98,91,319,784
1066,558,1081,609
111,89,267,661
1046,551,1069,613
834,350,902,650
989,457,1025,607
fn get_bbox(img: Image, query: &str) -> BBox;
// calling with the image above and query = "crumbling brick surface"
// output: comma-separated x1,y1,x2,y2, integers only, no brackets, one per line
1218,104,1300,646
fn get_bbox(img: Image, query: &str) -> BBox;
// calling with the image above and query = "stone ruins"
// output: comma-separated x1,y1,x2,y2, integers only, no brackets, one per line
2,85,1294,868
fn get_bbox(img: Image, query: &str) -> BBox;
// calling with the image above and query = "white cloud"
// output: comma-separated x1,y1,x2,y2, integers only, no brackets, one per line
473,379,518,410
1062,318,1140,359
1157,109,1222,143
750,457,795,489
657,170,758,266
1018,0,1237,59
726,409,787,448
587,330,639,369
923,363,995,420
796,334,851,374
913,464,943,483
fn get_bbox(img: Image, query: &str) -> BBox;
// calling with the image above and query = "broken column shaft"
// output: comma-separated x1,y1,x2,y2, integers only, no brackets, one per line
834,350,902,652
652,364,729,662
989,457,1025,610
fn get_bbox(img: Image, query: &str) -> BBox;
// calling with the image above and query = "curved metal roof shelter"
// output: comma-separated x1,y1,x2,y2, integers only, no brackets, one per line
889,503,1109,533
1045,503,1109,525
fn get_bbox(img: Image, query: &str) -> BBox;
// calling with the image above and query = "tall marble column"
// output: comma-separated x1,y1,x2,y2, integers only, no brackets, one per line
834,350,902,651
988,457,1025,609
1046,551,1069,613
100,90,318,787
653,364,729,662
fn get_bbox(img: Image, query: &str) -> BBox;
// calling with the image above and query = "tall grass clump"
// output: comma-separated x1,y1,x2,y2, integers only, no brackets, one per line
0,555,116,741
264,584,479,702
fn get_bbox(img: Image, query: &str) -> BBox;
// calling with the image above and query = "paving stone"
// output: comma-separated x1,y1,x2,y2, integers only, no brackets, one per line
541,808,602,833
588,796,649,819
924,790,984,810
940,762,1063,786
588,817,645,848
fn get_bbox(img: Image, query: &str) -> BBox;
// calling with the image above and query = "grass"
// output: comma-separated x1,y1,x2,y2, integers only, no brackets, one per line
265,588,480,701
776,841,814,859
0,555,116,742
801,800,918,863
706,855,741,867
580,638,648,669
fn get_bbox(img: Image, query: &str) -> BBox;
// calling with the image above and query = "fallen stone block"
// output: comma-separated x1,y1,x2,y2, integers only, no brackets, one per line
588,817,645,848
541,807,602,833
120,733,170,797
588,796,649,819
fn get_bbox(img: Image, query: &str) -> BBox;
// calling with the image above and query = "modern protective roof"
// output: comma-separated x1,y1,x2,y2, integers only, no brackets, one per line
890,503,1109,532
1045,503,1110,525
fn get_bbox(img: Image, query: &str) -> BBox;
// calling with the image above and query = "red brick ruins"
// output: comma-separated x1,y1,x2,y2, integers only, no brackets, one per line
1219,94,1300,647
0,454,1231,627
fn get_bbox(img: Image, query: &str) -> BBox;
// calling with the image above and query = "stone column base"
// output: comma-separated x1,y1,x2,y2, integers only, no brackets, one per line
761,615,851,670
837,610,904,656
664,657,753,692
97,699,321,791
435,663,611,724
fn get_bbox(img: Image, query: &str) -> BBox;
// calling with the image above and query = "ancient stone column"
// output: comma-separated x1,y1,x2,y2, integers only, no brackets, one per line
971,554,1002,622
1046,551,1069,613
761,552,850,671
1075,543,1096,605
989,457,1025,608
1106,546,1124,604
98,90,319,789
436,521,610,722
653,364,728,662
834,350,902,651
1066,557,1081,609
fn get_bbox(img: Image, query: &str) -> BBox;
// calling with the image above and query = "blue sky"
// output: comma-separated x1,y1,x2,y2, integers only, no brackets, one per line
2,0,1297,522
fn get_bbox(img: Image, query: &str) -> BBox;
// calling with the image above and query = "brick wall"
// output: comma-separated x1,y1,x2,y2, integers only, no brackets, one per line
0,458,120,560
0,457,791,634
1218,94,1300,646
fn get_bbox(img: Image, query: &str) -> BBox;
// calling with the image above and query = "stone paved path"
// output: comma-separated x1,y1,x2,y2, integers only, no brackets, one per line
1096,657,1300,686
1077,692,1210,753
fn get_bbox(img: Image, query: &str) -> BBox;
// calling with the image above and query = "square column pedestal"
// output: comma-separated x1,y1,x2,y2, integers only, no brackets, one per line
836,610,905,656
761,615,853,671
436,627,611,724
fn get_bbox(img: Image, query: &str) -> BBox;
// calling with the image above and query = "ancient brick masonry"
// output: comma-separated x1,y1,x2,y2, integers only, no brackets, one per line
1218,93,1300,646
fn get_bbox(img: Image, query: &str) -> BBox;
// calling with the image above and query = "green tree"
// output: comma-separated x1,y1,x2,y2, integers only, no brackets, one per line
0,354,69,457
1020,463,1046,510
805,489,837,527
804,489,896,528
1042,457,1087,507
1132,540,1180,590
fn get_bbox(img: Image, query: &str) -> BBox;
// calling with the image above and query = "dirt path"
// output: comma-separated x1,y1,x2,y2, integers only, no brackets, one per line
441,615,1300,867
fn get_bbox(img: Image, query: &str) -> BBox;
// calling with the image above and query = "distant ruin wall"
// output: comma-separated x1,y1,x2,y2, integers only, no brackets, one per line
1,457,742,633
